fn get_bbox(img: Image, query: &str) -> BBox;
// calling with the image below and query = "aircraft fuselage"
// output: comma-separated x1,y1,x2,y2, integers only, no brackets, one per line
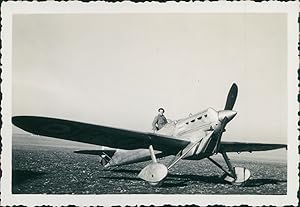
104,107,236,167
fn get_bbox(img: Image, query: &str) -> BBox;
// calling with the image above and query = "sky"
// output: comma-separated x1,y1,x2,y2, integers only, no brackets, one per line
12,13,287,155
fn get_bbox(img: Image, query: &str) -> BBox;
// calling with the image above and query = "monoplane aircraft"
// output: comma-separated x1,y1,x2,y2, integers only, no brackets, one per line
12,83,287,186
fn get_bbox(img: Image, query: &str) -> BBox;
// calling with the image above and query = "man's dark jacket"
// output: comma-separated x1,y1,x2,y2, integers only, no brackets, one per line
152,114,167,131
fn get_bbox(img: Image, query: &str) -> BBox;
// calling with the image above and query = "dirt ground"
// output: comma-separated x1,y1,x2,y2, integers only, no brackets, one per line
12,144,287,195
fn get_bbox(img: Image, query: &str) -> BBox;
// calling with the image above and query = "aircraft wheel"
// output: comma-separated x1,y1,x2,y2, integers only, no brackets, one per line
148,181,163,187
223,167,251,185
138,163,168,186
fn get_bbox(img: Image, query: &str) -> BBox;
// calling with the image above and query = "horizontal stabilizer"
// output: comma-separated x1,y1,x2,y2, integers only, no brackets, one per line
74,149,116,157
220,141,287,153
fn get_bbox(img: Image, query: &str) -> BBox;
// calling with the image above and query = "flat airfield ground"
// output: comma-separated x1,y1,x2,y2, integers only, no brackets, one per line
12,134,287,195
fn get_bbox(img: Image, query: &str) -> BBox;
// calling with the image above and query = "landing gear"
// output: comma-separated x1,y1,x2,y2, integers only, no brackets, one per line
222,167,251,184
138,162,168,186
208,152,251,185
138,145,168,186
138,132,214,186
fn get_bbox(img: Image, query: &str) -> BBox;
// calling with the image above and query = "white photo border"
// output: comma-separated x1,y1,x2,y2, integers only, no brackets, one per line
1,1,299,206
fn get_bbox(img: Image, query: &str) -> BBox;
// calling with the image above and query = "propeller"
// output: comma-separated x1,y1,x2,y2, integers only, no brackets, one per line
224,83,238,110
214,83,238,153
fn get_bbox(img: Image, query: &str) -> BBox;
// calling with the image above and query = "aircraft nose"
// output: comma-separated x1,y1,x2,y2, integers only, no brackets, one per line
218,110,237,122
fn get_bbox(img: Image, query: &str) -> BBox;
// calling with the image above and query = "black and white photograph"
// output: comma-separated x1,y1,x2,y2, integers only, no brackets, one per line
1,2,299,206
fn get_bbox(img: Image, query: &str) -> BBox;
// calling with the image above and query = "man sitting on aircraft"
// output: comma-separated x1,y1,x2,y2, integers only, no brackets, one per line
152,107,168,132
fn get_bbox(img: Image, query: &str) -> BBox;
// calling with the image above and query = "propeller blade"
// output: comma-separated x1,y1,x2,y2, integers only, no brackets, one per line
215,117,229,153
224,83,238,110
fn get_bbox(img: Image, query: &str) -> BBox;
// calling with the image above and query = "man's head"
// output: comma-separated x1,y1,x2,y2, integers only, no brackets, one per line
158,107,165,115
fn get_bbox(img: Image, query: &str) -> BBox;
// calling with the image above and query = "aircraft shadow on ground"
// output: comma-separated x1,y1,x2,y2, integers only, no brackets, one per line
106,168,226,187
107,168,286,187
12,169,47,186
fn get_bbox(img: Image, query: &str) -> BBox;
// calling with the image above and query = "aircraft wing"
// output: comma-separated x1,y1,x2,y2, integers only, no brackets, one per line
219,141,287,153
12,116,189,153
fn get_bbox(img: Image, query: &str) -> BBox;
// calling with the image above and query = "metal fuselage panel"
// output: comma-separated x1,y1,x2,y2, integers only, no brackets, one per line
173,108,219,138
107,108,221,166
107,148,163,167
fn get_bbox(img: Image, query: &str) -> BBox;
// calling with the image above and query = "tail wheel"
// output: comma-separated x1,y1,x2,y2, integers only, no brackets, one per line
99,153,113,167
